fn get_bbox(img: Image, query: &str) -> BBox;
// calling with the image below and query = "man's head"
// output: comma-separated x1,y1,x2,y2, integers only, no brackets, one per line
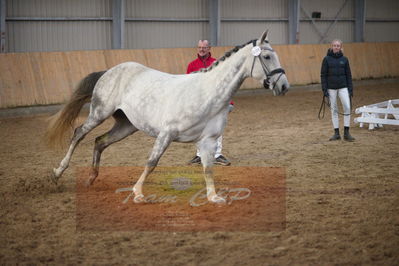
197,40,211,58
331,39,343,54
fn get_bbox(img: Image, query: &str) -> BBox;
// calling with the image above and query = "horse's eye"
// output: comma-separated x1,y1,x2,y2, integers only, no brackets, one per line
264,55,271,60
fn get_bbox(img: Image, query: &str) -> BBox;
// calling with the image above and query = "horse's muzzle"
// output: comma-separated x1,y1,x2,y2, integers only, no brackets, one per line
264,80,289,96
281,84,289,95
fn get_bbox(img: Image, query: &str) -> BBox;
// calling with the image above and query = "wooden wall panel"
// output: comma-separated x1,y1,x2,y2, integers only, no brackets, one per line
0,42,398,108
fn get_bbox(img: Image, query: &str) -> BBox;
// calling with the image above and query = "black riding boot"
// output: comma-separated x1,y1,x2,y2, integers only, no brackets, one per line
344,126,355,142
329,128,341,141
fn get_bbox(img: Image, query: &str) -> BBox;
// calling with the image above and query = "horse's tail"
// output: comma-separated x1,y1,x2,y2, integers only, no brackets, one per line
46,71,106,147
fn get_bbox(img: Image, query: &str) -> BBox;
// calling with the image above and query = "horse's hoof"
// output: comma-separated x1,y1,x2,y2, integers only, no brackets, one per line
209,195,226,205
86,175,96,187
133,194,145,203
50,169,59,185
85,179,93,188
87,169,98,187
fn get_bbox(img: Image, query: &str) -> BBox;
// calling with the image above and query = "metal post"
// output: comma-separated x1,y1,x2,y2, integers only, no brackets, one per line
319,0,349,43
355,0,365,42
288,0,300,44
112,0,125,49
0,0,6,53
209,0,220,46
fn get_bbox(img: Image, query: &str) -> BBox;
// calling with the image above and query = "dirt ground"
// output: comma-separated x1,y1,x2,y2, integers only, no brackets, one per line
0,80,398,265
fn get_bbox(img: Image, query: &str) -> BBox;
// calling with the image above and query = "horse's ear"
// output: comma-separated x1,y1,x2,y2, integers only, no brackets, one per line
259,29,269,44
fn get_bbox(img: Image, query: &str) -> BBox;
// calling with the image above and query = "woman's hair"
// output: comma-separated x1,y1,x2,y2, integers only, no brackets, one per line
331,39,343,46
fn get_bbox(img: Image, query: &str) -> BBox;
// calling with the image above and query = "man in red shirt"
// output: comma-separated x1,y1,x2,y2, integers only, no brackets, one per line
186,40,216,74
186,40,232,166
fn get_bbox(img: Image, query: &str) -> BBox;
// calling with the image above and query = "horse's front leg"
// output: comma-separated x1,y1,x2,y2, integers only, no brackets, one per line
133,131,174,203
198,138,226,204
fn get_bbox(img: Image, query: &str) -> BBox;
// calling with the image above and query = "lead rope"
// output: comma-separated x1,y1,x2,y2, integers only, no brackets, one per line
318,94,354,119
318,95,327,119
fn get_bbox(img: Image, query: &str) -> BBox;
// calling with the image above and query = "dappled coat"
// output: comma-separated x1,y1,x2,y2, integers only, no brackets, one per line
187,53,234,106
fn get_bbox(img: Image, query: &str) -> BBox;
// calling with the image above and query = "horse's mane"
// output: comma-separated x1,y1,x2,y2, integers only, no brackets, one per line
194,39,256,73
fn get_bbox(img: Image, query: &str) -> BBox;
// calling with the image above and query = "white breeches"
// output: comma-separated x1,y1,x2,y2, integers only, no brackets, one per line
328,88,351,128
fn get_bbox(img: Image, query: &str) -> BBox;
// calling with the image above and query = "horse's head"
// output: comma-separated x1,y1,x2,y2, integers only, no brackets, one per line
249,30,289,96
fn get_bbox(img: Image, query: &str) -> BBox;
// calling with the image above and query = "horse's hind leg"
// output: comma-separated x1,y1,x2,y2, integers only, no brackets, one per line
52,116,105,184
132,132,175,203
88,110,138,186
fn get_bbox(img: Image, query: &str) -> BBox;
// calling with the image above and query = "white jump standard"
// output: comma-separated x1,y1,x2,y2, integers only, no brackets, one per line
354,99,399,130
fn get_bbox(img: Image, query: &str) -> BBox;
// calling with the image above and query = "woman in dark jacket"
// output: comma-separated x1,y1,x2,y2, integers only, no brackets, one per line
321,39,355,141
